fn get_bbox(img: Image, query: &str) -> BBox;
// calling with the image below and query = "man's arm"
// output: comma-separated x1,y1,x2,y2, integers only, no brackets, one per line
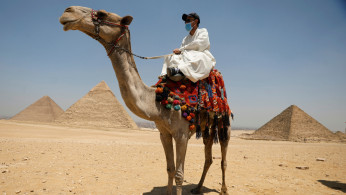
180,29,210,52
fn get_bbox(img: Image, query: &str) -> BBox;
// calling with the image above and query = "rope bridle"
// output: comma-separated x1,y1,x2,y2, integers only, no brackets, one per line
91,9,130,56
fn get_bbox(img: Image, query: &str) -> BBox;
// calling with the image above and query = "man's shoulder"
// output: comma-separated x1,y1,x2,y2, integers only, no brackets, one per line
197,28,208,35
198,28,208,32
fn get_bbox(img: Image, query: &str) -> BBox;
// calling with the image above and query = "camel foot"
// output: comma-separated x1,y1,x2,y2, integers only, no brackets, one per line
166,189,172,195
191,187,201,194
220,186,229,195
176,187,183,195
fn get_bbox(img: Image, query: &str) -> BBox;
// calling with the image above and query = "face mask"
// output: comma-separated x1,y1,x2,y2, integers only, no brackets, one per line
185,22,192,31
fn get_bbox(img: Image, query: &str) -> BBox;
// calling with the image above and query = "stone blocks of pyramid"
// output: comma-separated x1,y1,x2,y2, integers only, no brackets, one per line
11,96,64,123
251,105,339,142
55,81,138,129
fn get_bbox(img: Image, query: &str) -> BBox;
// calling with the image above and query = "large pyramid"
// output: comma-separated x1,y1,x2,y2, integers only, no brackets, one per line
55,81,138,129
11,96,64,123
251,105,339,142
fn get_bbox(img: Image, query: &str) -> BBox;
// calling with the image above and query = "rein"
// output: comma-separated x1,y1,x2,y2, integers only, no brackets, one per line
91,9,172,59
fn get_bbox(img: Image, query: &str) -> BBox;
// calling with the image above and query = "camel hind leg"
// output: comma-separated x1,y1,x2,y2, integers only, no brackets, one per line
191,111,215,194
191,134,214,194
219,125,231,195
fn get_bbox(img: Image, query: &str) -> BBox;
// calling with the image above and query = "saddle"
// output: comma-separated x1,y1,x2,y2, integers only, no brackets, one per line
155,69,231,140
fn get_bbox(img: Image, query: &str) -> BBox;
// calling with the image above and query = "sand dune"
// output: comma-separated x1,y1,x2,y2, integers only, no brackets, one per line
0,120,345,194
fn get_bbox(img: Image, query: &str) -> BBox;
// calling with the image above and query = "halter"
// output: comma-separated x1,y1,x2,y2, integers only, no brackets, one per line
91,9,128,56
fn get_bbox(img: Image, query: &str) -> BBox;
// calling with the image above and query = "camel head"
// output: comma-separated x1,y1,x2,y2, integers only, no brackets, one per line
59,6,133,43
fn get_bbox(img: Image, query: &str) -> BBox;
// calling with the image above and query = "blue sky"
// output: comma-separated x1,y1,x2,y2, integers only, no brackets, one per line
1,0,345,132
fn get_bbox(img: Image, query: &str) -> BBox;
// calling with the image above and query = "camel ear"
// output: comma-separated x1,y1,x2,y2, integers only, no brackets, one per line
97,10,108,19
121,15,133,25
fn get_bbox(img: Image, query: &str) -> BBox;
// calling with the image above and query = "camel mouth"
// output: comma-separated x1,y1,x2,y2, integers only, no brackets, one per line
60,18,78,31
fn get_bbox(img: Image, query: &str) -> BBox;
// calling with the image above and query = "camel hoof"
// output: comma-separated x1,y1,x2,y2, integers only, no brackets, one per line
191,187,201,194
220,187,229,195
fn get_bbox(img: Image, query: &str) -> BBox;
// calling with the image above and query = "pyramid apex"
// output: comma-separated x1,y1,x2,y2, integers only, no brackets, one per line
41,95,52,100
285,105,300,112
287,104,298,109
90,81,111,92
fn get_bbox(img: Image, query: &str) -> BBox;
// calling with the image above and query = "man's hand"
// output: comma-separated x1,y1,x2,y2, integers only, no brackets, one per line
173,48,181,54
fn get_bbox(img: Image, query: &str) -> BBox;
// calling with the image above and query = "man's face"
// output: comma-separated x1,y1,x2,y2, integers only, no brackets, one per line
185,16,197,26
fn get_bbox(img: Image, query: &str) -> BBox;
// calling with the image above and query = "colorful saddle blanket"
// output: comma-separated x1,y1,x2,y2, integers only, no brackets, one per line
155,69,231,133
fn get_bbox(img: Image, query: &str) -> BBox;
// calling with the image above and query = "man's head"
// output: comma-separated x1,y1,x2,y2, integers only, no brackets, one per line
182,13,200,27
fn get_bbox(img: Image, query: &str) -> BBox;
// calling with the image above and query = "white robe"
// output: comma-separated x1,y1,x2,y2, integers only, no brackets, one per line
161,28,216,83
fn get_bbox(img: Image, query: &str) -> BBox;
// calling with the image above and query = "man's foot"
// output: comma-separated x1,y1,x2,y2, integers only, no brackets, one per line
167,67,183,77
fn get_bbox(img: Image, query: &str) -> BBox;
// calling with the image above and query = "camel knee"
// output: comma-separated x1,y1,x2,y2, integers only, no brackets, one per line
206,158,213,166
167,167,175,177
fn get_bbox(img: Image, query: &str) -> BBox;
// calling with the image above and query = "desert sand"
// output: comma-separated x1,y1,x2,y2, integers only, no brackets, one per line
0,120,345,194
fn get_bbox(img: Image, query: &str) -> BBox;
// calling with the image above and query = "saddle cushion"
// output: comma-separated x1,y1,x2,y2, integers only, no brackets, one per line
155,69,231,131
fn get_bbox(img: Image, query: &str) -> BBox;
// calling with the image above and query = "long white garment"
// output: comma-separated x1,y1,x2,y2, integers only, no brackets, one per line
161,28,216,83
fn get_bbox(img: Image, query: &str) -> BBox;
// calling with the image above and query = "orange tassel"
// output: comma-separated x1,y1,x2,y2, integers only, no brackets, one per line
189,125,195,130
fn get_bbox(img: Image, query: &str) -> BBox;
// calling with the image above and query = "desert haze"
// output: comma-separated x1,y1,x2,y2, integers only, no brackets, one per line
0,120,345,194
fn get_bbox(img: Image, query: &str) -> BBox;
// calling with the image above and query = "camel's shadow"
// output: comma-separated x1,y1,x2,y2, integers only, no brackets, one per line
143,184,219,195
318,180,346,193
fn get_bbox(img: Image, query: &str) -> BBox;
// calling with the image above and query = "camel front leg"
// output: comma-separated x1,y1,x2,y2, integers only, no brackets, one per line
219,126,230,195
174,132,189,195
191,135,214,194
160,132,175,195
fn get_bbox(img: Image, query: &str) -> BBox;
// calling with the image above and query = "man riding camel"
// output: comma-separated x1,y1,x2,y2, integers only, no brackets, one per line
161,13,216,83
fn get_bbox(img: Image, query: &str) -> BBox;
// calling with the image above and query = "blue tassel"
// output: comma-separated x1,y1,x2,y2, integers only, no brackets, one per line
207,84,213,98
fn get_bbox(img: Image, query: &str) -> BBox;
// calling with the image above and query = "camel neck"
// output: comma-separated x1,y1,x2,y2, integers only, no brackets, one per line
106,35,161,121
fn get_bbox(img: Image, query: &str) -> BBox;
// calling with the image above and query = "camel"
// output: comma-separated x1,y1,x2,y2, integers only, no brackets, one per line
59,6,231,195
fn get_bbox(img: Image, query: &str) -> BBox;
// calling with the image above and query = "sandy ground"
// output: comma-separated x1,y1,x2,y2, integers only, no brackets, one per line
0,120,345,195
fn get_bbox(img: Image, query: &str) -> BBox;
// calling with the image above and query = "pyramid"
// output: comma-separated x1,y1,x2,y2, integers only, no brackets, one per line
11,96,64,123
335,131,346,140
55,81,138,129
251,105,339,142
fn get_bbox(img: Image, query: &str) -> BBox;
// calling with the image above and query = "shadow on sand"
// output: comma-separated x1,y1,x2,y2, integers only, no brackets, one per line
143,184,219,195
318,180,346,193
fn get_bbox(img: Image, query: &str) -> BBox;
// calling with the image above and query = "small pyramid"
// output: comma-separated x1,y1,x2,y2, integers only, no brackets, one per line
335,131,346,139
11,96,64,123
252,105,338,142
55,81,138,129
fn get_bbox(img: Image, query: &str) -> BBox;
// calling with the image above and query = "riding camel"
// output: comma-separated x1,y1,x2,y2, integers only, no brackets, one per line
59,6,231,195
